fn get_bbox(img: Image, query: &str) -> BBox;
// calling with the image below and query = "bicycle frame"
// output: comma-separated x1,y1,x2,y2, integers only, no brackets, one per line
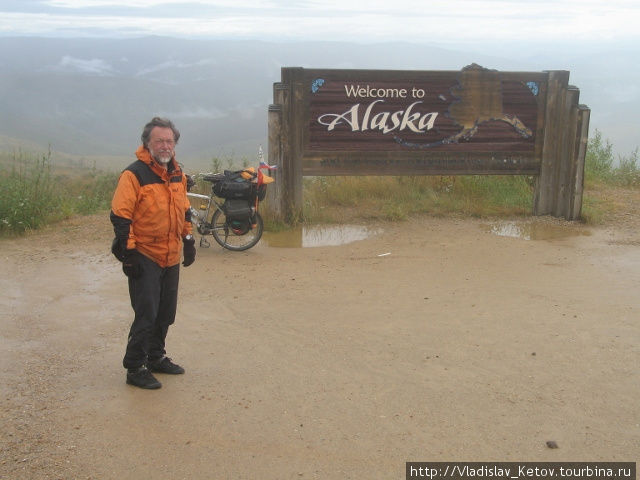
187,191,222,229
185,169,269,251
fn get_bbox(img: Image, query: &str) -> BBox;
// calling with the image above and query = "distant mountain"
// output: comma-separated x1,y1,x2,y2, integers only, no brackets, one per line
0,36,637,171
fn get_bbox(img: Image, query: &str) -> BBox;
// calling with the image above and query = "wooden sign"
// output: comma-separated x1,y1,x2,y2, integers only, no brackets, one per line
268,66,589,220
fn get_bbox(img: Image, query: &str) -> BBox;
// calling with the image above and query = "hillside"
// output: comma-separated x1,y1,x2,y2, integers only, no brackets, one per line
0,36,638,171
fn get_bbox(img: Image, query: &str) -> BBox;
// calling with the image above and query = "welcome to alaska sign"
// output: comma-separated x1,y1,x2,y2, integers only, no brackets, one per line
267,65,590,220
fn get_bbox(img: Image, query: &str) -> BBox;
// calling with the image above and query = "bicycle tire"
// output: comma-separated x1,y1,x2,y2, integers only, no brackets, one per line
211,210,264,251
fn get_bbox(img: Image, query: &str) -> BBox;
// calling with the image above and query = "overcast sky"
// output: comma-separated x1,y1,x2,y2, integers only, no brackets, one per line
1,0,639,49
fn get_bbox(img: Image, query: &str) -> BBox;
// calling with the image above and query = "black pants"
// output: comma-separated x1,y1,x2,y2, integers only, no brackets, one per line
123,254,180,369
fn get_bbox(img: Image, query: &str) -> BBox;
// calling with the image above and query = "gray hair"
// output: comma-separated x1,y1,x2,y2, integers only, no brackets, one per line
141,117,180,148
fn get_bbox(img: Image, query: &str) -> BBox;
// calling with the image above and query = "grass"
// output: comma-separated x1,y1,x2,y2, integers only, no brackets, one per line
302,175,534,224
1,129,638,236
0,150,119,235
580,130,640,224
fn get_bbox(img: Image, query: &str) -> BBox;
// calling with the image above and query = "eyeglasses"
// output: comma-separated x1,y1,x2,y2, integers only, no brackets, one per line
151,138,175,146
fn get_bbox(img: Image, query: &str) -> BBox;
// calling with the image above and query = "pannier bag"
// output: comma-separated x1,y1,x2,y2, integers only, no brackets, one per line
210,168,269,201
223,199,253,220
212,178,253,199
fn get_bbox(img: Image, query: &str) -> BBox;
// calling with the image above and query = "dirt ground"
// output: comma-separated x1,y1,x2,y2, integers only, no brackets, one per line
1,201,639,479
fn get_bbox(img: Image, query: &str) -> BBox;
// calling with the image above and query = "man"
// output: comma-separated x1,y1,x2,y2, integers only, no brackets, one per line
110,117,196,389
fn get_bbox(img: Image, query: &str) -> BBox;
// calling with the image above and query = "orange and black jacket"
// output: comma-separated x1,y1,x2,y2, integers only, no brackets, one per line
110,145,192,268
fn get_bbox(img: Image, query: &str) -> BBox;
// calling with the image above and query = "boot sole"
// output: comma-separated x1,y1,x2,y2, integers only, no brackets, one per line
126,378,162,389
148,368,184,375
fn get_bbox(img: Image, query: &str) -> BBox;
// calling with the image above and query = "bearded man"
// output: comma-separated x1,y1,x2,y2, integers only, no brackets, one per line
110,117,196,389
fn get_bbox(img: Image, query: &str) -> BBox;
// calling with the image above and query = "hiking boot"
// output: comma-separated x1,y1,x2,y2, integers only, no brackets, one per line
148,357,185,375
126,366,162,389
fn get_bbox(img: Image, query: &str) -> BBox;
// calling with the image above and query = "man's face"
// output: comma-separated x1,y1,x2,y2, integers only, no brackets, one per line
148,126,176,165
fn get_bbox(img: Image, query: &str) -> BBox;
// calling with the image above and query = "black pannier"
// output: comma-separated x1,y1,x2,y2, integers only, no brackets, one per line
212,179,253,199
223,199,252,220
211,169,258,200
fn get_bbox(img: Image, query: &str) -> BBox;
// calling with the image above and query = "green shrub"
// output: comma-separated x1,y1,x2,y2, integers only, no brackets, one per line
585,129,614,181
60,169,119,215
0,151,59,233
585,129,639,186
0,151,119,235
614,148,640,187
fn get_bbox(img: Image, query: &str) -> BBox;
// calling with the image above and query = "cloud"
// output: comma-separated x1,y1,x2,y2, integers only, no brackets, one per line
57,55,115,74
136,58,217,76
1,0,639,45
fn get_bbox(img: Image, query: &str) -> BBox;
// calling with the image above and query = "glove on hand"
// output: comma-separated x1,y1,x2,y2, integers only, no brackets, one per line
111,237,127,262
182,236,196,267
122,250,143,278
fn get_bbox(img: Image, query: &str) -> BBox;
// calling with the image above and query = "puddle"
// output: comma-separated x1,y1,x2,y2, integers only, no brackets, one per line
263,225,379,248
484,221,591,241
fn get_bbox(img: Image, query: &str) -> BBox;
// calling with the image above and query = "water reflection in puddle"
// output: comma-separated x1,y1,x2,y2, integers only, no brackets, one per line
263,225,380,248
484,221,591,241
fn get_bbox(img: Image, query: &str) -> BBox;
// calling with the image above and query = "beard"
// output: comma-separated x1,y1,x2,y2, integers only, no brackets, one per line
149,147,173,165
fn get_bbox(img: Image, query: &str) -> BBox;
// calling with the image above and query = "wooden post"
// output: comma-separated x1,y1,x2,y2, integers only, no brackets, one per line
273,77,295,222
282,67,305,220
533,71,589,220
278,68,302,222
266,103,283,220
534,70,570,216
554,86,580,218
569,105,591,220
264,81,290,220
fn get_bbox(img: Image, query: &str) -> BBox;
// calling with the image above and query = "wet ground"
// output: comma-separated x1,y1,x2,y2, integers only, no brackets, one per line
1,212,639,479
262,220,593,248
263,224,380,248
483,221,593,241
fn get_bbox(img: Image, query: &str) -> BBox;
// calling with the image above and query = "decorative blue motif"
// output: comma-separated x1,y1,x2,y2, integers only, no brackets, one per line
311,78,325,93
526,81,539,96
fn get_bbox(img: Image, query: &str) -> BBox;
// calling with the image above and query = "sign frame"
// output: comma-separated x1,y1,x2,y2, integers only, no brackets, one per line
267,66,590,221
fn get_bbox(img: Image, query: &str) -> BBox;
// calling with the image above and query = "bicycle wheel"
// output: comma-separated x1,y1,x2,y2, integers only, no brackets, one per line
211,210,264,251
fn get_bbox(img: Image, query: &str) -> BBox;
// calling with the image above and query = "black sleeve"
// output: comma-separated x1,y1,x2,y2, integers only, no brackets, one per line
110,210,132,240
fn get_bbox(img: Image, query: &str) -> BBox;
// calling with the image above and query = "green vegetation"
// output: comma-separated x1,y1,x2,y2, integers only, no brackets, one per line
1,129,638,236
302,174,534,224
580,129,640,223
0,150,118,235
584,130,639,187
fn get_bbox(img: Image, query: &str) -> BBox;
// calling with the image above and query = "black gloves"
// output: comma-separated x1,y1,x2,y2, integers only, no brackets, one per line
111,237,127,262
112,237,142,278
122,250,143,278
112,235,194,273
182,235,196,267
